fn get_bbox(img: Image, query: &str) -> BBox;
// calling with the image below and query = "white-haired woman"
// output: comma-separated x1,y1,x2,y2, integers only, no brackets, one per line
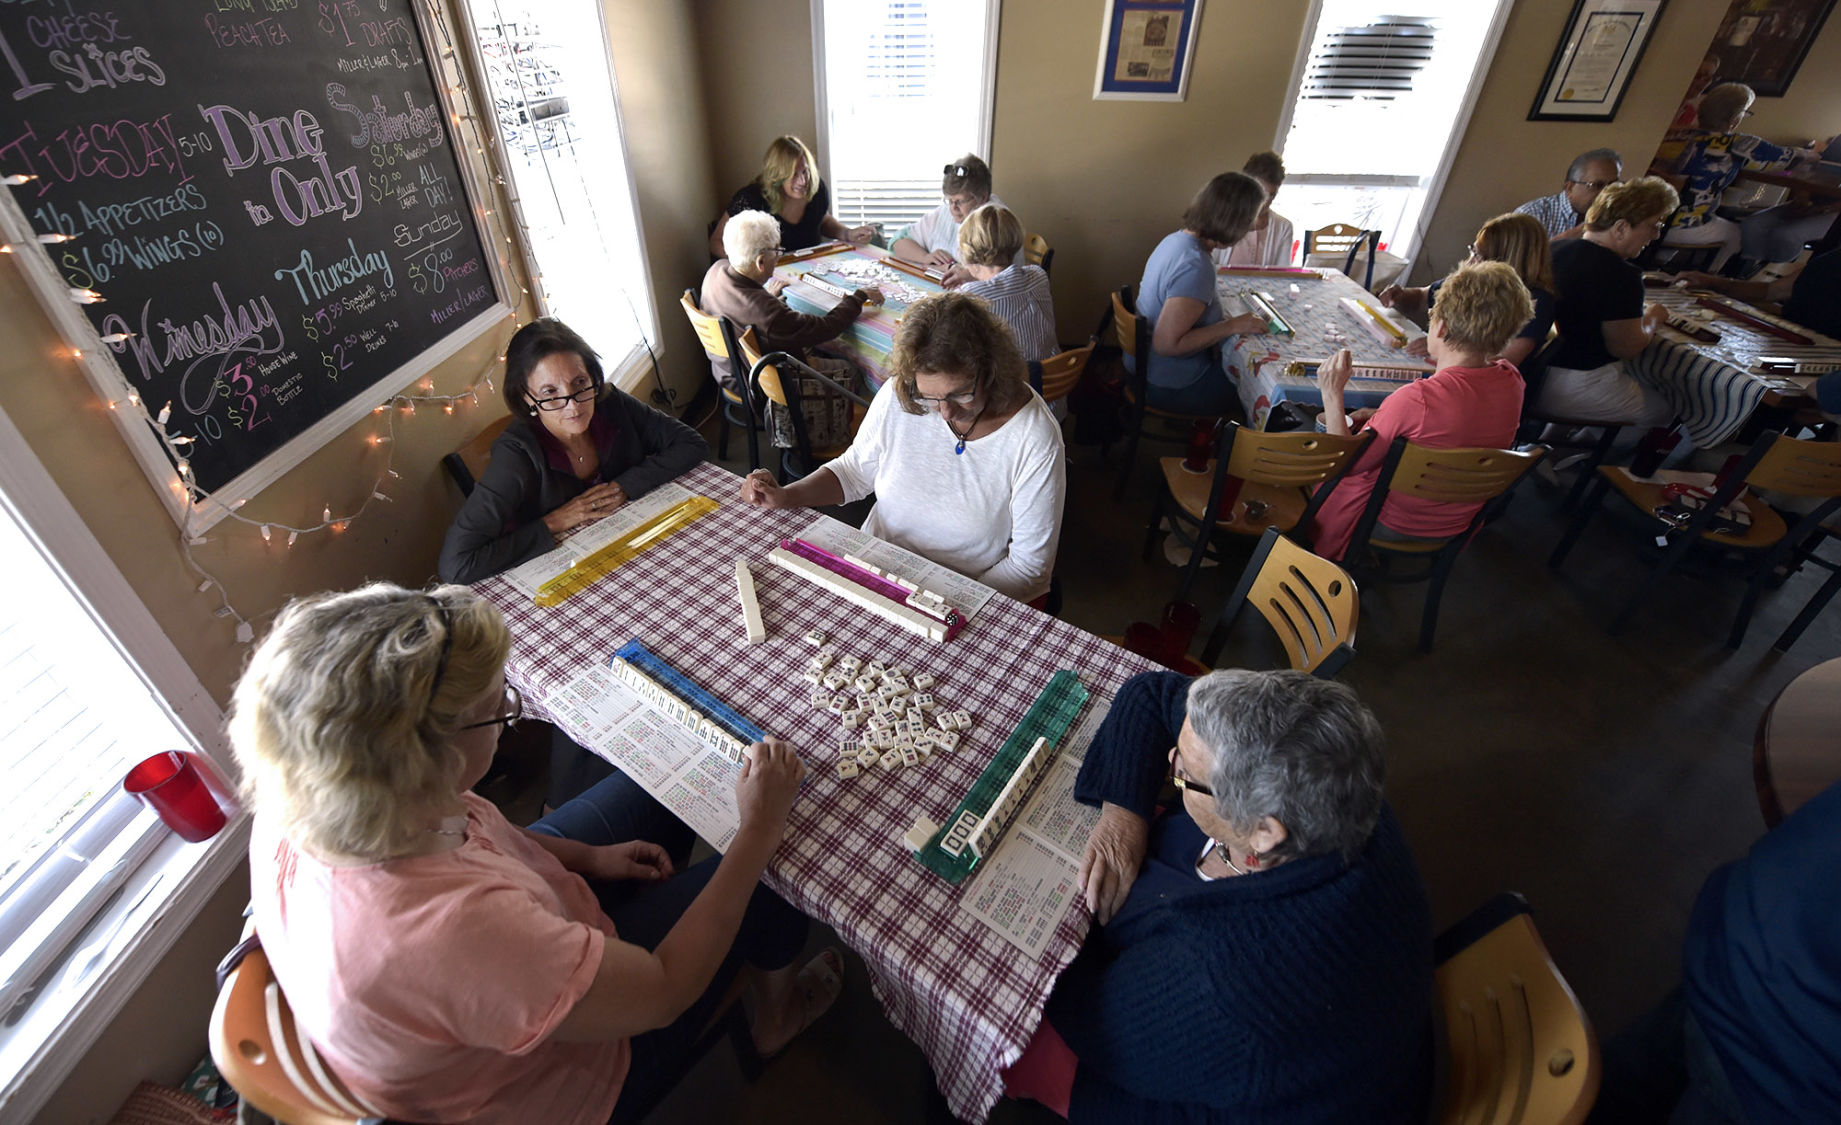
738,291,1066,606
231,584,841,1124
1002,669,1434,1123
700,209,881,451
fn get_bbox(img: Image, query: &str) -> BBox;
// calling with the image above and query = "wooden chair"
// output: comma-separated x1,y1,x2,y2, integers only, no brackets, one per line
1433,892,1600,1125
1344,439,1545,652
1144,424,1372,602
1549,431,1841,647
1109,286,1219,501
441,414,514,497
1037,343,1092,404
680,289,763,474
738,335,871,481
210,932,386,1125
1302,223,1381,291
1198,527,1359,677
1024,232,1054,275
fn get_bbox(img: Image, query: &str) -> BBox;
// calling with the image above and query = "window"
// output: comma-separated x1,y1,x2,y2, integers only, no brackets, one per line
815,0,1000,232
1275,0,1512,263
0,404,240,1118
466,1,658,394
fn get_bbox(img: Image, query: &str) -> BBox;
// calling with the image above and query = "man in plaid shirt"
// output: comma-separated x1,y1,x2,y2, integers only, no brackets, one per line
1515,148,1623,240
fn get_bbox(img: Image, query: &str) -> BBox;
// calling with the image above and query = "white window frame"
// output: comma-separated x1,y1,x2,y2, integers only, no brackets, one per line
1272,0,1514,276
809,0,1003,208
451,0,662,397
0,401,248,1122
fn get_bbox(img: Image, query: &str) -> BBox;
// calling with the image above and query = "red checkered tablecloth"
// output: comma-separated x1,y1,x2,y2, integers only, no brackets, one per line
474,462,1156,1122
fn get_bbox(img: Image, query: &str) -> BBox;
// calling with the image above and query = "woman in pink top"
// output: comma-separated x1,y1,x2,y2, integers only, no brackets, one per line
1308,261,1534,561
230,584,839,1125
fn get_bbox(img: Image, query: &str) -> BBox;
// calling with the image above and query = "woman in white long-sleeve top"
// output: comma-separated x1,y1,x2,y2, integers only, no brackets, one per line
737,291,1067,606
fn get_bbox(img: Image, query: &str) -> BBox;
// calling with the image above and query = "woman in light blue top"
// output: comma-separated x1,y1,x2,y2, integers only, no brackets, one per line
1134,172,1271,414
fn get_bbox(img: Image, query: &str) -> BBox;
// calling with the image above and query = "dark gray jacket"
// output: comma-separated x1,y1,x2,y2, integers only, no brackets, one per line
437,392,707,584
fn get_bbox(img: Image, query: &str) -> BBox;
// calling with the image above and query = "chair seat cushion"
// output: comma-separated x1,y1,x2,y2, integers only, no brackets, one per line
1600,467,1788,549
1159,458,1306,533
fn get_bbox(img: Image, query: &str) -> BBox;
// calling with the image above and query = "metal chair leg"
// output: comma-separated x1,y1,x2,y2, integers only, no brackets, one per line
1774,566,1841,652
1548,474,1610,570
1611,523,1702,634
1419,549,1461,653
1142,488,1166,562
716,407,731,461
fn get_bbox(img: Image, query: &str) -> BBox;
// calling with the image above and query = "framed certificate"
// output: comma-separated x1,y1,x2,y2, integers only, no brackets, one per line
1093,0,1204,101
1529,0,1667,121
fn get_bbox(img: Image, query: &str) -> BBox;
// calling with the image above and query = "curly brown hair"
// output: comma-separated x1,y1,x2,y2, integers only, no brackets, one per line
888,291,1030,417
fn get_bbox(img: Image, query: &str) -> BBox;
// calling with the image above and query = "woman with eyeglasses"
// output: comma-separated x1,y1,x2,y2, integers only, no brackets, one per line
1000,668,1432,1123
1658,82,1822,273
438,318,707,587
737,291,1066,605
232,584,840,1125
1378,212,1556,369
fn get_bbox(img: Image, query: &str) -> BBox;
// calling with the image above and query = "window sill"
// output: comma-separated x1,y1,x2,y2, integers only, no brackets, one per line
0,812,250,1122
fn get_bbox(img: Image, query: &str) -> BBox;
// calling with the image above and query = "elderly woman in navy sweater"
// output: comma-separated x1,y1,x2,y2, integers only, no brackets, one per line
1017,669,1433,1123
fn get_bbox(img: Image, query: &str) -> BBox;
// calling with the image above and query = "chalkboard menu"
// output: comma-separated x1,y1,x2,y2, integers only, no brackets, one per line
0,0,503,503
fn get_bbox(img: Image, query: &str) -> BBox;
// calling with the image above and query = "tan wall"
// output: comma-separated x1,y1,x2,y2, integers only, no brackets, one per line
693,0,821,216
1717,13,1841,145
1412,0,1734,284
606,0,723,408
993,0,1308,341
18,1,714,1117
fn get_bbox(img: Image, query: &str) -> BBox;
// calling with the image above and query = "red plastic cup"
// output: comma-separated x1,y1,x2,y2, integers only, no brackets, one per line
123,752,228,842
1182,419,1219,473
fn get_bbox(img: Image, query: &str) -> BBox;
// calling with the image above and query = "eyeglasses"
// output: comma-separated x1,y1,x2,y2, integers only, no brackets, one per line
460,684,522,731
943,163,972,177
1168,745,1214,799
1466,244,1485,261
1569,179,1617,190
913,389,979,410
529,385,596,412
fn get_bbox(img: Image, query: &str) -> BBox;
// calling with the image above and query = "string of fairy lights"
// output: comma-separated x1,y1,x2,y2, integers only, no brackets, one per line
0,1,546,643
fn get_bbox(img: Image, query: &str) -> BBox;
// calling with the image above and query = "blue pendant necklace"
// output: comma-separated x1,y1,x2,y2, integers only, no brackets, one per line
948,406,987,455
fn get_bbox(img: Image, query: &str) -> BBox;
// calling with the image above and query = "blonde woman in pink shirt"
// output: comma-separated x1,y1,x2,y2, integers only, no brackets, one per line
1308,262,1534,561
230,584,838,1124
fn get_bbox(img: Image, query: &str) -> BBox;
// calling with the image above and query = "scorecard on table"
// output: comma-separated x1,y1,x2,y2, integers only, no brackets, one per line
908,670,1090,885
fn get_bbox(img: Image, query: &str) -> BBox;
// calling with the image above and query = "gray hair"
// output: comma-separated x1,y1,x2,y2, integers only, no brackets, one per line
723,210,781,270
1566,148,1622,182
1186,669,1386,863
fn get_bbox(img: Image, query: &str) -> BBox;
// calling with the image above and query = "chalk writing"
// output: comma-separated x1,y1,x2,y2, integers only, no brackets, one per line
272,237,394,304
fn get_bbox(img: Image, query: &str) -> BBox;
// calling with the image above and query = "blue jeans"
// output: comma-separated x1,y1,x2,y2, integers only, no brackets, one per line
529,771,808,1122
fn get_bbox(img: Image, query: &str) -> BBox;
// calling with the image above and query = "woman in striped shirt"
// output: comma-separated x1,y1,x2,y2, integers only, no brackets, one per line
955,203,1059,362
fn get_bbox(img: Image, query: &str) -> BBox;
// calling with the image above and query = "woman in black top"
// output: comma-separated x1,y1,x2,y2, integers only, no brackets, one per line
1534,177,1679,427
707,136,875,257
437,319,707,585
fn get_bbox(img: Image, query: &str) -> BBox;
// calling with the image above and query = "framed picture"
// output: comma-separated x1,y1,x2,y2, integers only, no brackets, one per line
1093,0,1203,101
1708,0,1836,97
1528,0,1667,121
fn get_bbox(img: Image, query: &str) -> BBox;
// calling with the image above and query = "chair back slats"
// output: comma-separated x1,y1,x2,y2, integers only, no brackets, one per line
679,290,733,358
736,329,783,405
1225,429,1369,489
1435,907,1600,1125
1024,232,1052,270
1384,444,1542,505
1245,537,1359,674
1110,289,1141,359
1038,344,1092,402
1744,434,1841,498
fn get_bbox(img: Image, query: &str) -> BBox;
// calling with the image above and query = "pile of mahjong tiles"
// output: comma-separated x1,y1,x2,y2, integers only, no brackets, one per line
824,258,930,305
800,629,971,779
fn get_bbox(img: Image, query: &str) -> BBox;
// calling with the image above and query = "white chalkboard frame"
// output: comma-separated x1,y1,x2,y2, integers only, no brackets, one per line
0,0,513,534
